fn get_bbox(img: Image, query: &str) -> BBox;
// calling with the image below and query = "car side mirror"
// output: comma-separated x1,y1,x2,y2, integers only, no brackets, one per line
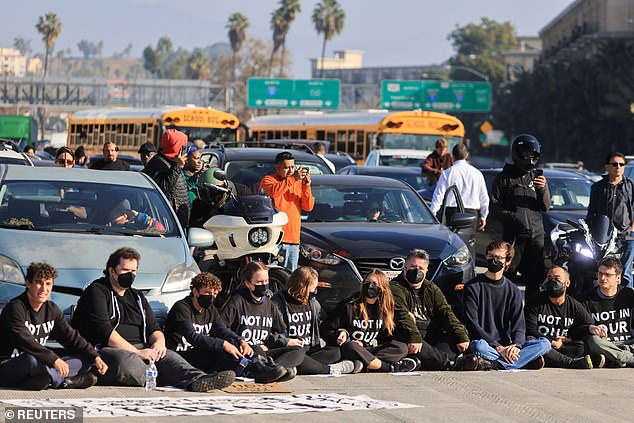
188,227,214,248
450,212,477,230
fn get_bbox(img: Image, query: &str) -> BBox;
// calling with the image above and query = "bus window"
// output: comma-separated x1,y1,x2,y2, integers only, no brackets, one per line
98,125,105,146
290,130,299,139
300,130,307,139
326,132,335,149
357,131,365,159
316,130,325,140
282,130,289,139
368,133,379,150
347,130,356,158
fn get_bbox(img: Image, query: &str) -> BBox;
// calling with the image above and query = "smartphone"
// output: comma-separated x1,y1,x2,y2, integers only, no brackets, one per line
533,169,543,178
180,145,188,157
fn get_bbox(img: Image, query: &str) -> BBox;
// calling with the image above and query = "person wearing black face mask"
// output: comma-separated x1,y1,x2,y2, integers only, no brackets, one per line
272,267,361,375
464,241,552,370
322,270,414,372
490,134,550,298
72,248,236,391
222,261,306,382
390,250,487,371
523,267,596,369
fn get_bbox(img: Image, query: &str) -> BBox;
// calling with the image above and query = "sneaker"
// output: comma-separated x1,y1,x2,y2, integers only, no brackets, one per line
523,356,545,370
590,354,606,369
190,370,236,392
473,356,493,371
569,355,593,370
391,357,418,373
61,372,98,389
277,366,296,382
452,354,479,371
329,360,355,375
245,356,287,383
352,360,364,374
21,374,51,391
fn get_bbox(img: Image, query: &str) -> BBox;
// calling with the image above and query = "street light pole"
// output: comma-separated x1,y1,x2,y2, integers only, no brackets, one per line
444,65,489,81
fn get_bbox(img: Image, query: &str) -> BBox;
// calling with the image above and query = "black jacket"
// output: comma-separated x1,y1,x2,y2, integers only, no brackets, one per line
490,164,551,239
143,152,190,228
586,175,634,235
271,290,323,349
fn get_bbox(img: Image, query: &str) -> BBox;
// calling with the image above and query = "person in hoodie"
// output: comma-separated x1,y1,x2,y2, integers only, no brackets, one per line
0,263,107,390
142,129,190,228
272,266,359,375
524,266,595,369
221,261,306,381
490,134,550,298
322,269,413,372
72,247,235,391
579,257,634,368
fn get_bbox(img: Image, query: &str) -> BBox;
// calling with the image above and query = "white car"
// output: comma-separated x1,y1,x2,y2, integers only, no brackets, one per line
363,149,432,167
0,141,33,166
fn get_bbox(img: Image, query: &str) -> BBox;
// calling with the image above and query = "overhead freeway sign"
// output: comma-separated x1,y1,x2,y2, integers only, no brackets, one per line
247,78,340,109
381,80,492,112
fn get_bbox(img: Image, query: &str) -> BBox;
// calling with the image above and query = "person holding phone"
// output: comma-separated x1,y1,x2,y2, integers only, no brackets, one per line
143,129,190,228
490,134,550,298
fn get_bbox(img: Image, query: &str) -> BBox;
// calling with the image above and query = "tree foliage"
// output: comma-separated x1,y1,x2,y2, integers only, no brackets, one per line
35,12,62,77
77,40,103,58
13,37,31,55
269,0,301,77
142,36,174,78
312,0,345,78
226,12,250,81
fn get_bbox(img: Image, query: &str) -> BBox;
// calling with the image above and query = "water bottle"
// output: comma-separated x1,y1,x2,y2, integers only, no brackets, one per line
145,360,157,391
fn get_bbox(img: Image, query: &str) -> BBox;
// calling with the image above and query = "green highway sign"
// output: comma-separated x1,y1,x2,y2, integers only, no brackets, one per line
247,78,340,109
381,80,492,112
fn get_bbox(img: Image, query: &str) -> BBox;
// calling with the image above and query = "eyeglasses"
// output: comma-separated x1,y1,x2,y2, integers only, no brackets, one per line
486,254,507,261
598,271,618,278
610,162,626,167
56,159,74,165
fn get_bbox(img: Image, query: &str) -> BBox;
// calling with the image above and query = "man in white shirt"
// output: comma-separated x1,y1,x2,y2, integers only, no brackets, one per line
430,144,489,258
313,142,336,173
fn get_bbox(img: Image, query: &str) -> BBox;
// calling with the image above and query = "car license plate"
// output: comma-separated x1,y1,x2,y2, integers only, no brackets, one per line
384,270,401,280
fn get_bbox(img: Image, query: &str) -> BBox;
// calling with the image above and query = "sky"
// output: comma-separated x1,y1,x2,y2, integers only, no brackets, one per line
2,0,573,78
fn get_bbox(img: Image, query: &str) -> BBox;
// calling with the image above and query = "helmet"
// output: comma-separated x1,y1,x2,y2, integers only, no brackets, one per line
511,134,541,172
197,168,230,207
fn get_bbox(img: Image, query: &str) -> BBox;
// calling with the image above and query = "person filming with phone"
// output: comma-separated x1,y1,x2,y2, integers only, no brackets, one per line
490,134,550,298
143,129,190,228
259,152,314,271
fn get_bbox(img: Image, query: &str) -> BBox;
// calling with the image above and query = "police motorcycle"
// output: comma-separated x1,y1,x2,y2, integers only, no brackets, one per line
550,215,621,295
192,168,291,303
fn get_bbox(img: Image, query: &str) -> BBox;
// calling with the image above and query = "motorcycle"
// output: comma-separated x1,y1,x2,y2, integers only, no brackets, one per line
194,178,291,303
550,215,621,295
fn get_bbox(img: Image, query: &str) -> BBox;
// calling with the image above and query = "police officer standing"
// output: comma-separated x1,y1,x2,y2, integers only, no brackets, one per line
490,134,551,298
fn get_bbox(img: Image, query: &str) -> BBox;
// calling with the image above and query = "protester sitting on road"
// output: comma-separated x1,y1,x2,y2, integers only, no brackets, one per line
138,142,157,168
524,266,594,369
164,272,285,383
579,257,634,368
221,261,306,382
90,142,130,171
106,200,165,231
322,269,413,372
464,240,551,370
272,266,359,375
71,247,235,391
391,249,485,371
0,262,107,390
55,147,75,168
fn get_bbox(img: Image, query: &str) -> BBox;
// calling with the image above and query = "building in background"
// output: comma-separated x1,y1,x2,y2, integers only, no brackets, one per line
0,48,26,77
501,37,542,83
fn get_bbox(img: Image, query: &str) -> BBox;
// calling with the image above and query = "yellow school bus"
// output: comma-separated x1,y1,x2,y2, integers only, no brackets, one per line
247,110,465,162
68,107,240,155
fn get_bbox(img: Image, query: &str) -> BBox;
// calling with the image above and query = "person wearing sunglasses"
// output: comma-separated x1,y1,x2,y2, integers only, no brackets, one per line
55,147,75,168
587,151,634,288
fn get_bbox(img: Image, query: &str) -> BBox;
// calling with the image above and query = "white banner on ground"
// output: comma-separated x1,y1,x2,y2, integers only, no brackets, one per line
2,394,419,417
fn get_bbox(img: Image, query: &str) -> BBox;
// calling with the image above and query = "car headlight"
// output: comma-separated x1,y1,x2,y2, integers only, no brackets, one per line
0,255,25,285
161,263,199,293
300,244,342,265
445,246,470,268
574,243,594,259
249,227,269,247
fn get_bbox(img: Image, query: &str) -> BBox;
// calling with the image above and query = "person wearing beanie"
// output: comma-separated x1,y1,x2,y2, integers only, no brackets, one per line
142,129,190,228
137,142,157,168
74,146,87,167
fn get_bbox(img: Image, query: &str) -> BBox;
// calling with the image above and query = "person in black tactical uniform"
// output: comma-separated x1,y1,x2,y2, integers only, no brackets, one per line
490,134,551,298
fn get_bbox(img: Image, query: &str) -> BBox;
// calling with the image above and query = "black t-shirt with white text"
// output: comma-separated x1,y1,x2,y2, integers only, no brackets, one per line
580,287,634,342
283,295,312,346
524,292,593,341
322,301,386,348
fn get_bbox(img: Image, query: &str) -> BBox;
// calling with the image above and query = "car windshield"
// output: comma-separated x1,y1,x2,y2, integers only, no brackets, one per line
225,160,331,193
548,177,593,210
381,133,461,150
306,184,435,224
0,180,179,236
378,156,427,167
0,158,28,165
365,172,429,191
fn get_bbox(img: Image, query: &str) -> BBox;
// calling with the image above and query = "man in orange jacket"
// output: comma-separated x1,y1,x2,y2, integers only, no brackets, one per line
259,152,315,271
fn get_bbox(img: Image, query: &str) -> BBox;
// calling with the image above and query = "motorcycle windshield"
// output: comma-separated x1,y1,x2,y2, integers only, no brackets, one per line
591,215,611,245
225,195,275,224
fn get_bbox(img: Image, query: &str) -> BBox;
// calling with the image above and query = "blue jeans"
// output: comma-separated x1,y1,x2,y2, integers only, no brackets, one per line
279,243,300,272
469,338,551,370
620,239,634,288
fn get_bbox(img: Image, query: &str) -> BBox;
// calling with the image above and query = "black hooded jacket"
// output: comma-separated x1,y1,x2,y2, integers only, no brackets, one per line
490,163,551,239
143,152,190,228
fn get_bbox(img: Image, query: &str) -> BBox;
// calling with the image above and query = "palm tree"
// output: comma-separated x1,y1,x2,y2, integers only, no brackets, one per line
269,0,302,77
312,0,344,78
187,50,211,80
35,12,62,141
226,13,249,82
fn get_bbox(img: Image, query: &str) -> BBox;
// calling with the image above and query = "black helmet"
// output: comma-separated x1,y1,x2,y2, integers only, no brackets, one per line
511,134,541,172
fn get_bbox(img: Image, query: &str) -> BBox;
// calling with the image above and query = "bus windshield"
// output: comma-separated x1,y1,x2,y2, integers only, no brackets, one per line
381,133,461,151
177,126,237,144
